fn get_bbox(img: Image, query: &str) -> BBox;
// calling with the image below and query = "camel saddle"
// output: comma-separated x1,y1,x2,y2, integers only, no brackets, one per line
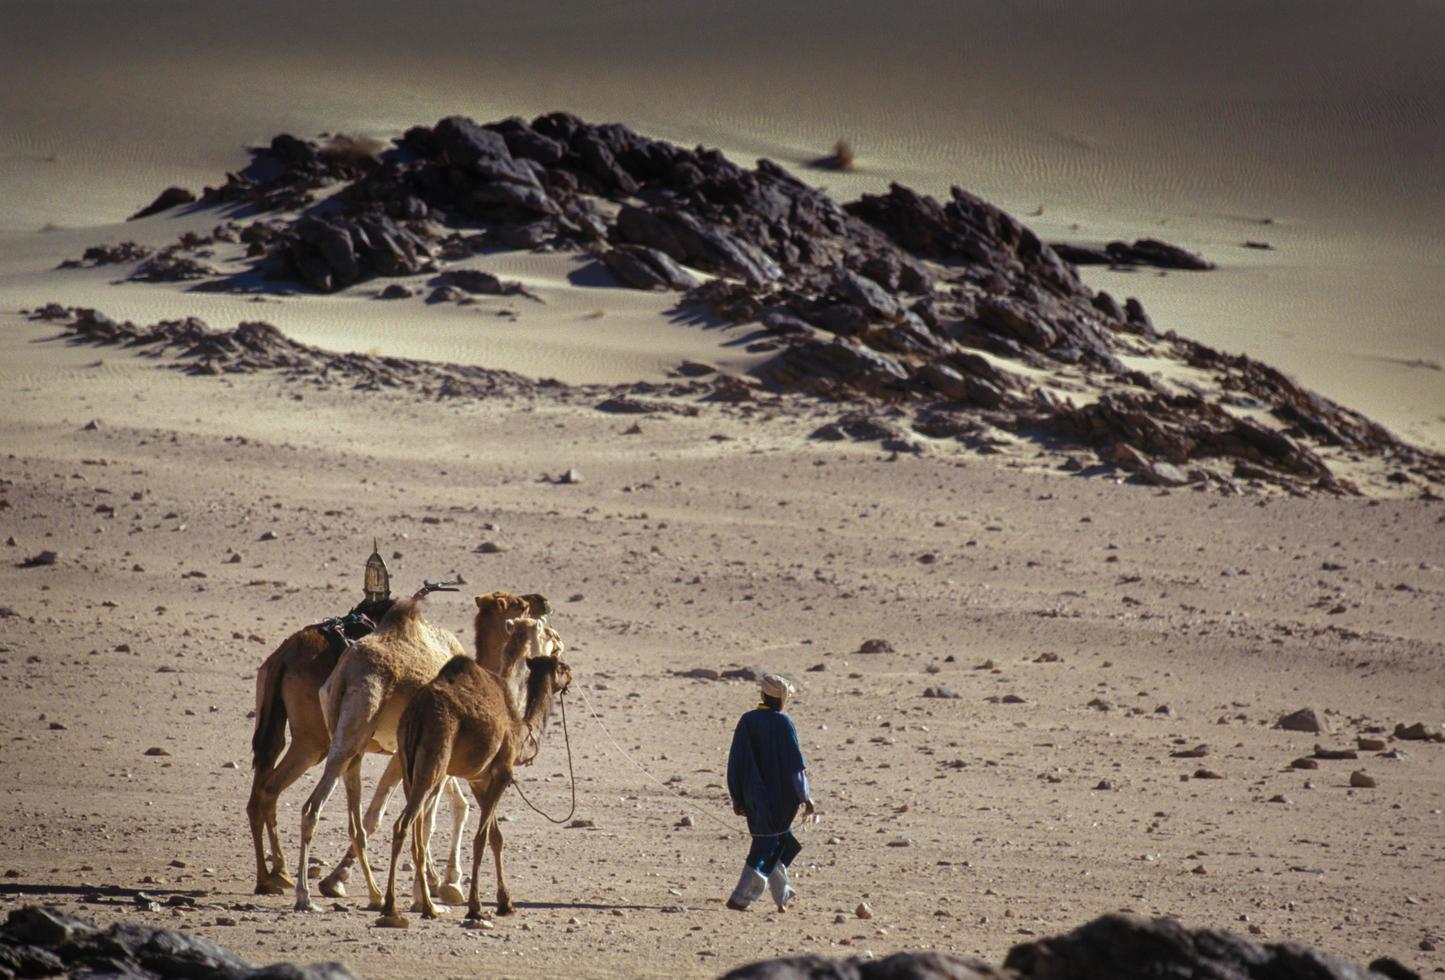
312,597,396,658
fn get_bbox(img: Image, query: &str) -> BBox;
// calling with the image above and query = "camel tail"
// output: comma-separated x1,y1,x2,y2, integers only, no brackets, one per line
251,645,290,773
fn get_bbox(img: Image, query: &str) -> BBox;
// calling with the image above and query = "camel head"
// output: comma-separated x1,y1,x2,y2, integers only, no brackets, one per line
525,654,573,695
540,623,565,659
474,592,546,666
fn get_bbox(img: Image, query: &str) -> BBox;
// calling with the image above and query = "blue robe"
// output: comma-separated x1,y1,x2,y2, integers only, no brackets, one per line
727,707,806,837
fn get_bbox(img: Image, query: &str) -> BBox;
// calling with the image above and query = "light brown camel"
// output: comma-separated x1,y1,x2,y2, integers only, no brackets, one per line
247,591,546,897
379,618,571,925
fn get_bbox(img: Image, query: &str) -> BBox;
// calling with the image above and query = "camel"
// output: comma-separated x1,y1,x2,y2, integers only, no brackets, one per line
247,590,544,902
379,617,572,925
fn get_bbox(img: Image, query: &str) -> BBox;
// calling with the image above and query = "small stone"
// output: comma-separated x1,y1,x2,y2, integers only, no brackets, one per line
1000,694,1026,704
476,541,509,554
1268,794,1291,804
827,836,842,845
221,761,238,769
144,746,170,757
858,639,894,654
1420,938,1437,952
569,818,596,829
922,686,960,699
214,915,237,926
463,918,494,930
676,815,694,828
1274,708,1326,733
1191,864,1208,875
835,913,848,924
1395,721,1441,741
568,593,585,602
375,913,410,929
1095,780,1116,791
887,836,912,848
558,468,583,484
1193,769,1224,780
83,419,101,431
855,902,874,919
226,553,242,564
48,721,66,730
1171,745,1209,758
1356,736,1387,751
1349,770,1377,788
258,530,278,541
1290,757,1319,770
20,550,59,567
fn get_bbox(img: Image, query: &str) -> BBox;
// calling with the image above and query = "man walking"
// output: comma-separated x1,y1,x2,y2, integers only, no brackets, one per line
726,672,815,911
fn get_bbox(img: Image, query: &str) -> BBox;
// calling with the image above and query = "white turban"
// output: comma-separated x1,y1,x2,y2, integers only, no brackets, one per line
759,672,796,702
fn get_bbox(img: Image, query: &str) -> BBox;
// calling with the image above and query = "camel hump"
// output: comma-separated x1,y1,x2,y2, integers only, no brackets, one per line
436,655,477,683
376,595,425,632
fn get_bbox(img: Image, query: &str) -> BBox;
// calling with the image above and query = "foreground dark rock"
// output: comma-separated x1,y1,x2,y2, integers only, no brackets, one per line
90,111,1445,495
723,913,1420,980
0,905,355,979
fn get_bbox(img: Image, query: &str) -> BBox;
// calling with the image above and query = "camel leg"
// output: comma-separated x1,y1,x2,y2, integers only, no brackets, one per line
296,695,378,913
377,781,432,926
436,777,469,905
342,754,386,910
464,817,489,920
410,787,444,919
466,772,513,917
488,819,512,917
293,753,347,912
248,739,326,894
418,785,444,897
320,753,402,898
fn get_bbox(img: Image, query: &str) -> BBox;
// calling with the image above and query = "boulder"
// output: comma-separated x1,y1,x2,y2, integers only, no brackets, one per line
0,905,358,980
1275,708,1327,734
597,245,700,291
1003,912,1408,980
1106,238,1215,271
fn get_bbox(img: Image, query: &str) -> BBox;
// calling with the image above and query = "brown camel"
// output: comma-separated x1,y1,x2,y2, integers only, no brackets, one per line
247,591,546,897
379,617,572,925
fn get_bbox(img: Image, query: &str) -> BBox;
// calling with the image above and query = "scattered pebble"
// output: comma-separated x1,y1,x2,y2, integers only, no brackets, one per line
1349,770,1377,788
143,747,170,757
855,902,874,919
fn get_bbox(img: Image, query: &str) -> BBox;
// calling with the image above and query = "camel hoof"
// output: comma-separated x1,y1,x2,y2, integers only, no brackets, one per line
437,883,466,906
374,913,410,929
254,876,288,896
462,918,494,930
294,897,315,913
496,902,515,917
318,876,348,899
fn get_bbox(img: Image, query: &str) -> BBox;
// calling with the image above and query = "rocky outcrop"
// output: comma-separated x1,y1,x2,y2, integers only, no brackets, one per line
107,111,1444,495
722,913,1421,980
0,905,356,979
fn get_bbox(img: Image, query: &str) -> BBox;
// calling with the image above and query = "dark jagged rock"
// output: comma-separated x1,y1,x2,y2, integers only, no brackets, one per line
0,905,356,979
129,253,218,282
1003,912,1406,980
285,214,430,291
722,951,1008,980
60,241,155,268
128,186,197,220
596,244,700,291
34,306,534,399
1106,238,1215,270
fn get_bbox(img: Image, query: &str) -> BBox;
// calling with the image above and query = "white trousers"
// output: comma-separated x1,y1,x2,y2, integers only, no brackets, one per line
729,863,796,909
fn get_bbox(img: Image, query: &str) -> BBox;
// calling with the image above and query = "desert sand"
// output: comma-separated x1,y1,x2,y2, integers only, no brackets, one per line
1,2,1443,978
